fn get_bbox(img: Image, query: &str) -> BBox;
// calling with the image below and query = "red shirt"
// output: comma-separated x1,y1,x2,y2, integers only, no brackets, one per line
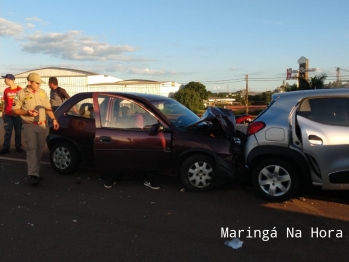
2,86,22,116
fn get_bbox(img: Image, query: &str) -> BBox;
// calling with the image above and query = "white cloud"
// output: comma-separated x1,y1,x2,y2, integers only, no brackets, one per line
103,63,186,76
25,17,45,24
0,17,23,36
21,30,138,61
128,67,173,75
1,18,181,77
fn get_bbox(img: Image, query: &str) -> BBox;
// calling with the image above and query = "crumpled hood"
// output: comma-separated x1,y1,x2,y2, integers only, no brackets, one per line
184,107,237,136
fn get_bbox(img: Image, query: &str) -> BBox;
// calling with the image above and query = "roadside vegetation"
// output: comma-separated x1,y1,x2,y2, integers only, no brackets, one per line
172,74,349,115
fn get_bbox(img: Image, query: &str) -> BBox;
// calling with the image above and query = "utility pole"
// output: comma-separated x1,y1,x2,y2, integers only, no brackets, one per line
245,74,249,114
336,67,340,85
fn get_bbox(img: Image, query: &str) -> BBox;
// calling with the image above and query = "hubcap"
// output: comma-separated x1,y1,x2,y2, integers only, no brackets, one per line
258,165,291,196
52,146,71,170
187,161,213,188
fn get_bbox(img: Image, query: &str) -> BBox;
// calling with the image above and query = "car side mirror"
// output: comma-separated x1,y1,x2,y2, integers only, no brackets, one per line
150,123,164,134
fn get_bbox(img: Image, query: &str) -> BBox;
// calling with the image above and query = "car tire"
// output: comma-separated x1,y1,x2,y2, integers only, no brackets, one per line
180,155,215,192
252,158,299,202
50,142,79,174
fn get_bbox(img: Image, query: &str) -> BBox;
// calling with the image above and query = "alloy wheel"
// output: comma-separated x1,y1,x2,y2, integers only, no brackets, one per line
258,165,291,197
187,161,213,188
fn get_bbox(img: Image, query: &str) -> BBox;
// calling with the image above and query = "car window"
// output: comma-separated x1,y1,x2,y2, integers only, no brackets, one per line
151,99,200,127
298,97,349,126
98,95,158,130
66,98,94,119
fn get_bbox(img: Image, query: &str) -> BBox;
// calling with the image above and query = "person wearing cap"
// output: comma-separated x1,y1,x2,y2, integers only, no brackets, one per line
0,74,23,154
12,72,59,186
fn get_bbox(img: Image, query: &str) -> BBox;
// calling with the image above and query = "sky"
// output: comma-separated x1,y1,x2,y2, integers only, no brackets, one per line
0,0,348,93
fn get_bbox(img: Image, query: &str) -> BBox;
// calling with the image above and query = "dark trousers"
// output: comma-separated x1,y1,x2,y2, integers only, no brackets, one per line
2,114,22,149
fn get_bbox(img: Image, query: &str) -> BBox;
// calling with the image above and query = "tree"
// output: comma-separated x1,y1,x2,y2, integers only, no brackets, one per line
289,74,327,91
249,91,273,105
261,91,273,104
326,81,349,88
173,88,203,113
309,73,327,89
285,84,298,92
184,82,209,100
276,82,290,93
298,77,311,90
172,81,209,113
232,92,244,104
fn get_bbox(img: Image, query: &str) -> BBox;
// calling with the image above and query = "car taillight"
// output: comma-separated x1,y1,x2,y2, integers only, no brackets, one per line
247,121,265,136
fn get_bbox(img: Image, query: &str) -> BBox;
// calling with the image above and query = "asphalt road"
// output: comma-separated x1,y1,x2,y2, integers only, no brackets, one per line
0,115,349,262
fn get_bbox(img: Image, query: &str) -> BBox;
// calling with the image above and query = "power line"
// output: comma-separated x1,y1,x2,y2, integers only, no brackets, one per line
199,74,349,85
179,73,349,86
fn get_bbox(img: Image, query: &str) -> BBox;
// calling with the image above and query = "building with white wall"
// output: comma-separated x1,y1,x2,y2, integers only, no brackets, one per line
0,67,182,98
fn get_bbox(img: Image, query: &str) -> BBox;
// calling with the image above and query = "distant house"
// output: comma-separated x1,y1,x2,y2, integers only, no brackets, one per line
0,67,182,97
204,97,236,107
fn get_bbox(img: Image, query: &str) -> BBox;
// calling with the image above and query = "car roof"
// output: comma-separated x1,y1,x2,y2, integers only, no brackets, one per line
74,91,174,102
272,88,349,102
258,88,349,124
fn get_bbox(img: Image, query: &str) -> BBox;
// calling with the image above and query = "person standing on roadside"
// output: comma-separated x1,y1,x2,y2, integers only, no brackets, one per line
12,73,59,186
48,77,70,112
0,74,23,154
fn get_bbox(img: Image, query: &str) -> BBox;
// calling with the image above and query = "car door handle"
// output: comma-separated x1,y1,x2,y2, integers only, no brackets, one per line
308,135,323,145
100,136,111,142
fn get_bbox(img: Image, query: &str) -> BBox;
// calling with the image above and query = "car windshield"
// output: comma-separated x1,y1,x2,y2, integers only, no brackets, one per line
150,99,200,128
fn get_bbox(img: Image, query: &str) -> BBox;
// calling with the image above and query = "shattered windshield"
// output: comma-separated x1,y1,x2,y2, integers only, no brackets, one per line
150,99,200,128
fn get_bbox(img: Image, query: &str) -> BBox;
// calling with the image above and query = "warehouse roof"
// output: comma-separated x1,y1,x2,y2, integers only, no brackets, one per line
15,67,98,78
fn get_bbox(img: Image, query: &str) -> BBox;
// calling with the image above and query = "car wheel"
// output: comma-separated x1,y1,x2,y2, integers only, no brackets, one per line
252,159,299,202
180,155,215,192
50,142,79,174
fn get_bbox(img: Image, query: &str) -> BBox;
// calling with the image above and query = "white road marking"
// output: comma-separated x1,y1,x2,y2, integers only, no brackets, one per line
0,156,50,165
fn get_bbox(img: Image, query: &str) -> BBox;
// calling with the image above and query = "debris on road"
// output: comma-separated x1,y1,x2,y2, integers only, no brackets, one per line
224,238,243,249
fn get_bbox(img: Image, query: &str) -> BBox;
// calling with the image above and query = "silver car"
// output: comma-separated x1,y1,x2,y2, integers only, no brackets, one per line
244,88,349,201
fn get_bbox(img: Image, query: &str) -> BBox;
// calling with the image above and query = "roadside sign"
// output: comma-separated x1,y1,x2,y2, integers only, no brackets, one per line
286,67,318,80
286,68,292,80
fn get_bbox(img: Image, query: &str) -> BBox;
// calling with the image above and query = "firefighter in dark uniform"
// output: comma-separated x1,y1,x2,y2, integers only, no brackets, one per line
12,72,59,185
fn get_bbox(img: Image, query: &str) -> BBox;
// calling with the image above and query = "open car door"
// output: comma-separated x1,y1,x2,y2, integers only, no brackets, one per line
93,93,172,173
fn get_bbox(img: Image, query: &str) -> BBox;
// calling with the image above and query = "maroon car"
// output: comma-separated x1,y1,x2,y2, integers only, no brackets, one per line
46,92,243,192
